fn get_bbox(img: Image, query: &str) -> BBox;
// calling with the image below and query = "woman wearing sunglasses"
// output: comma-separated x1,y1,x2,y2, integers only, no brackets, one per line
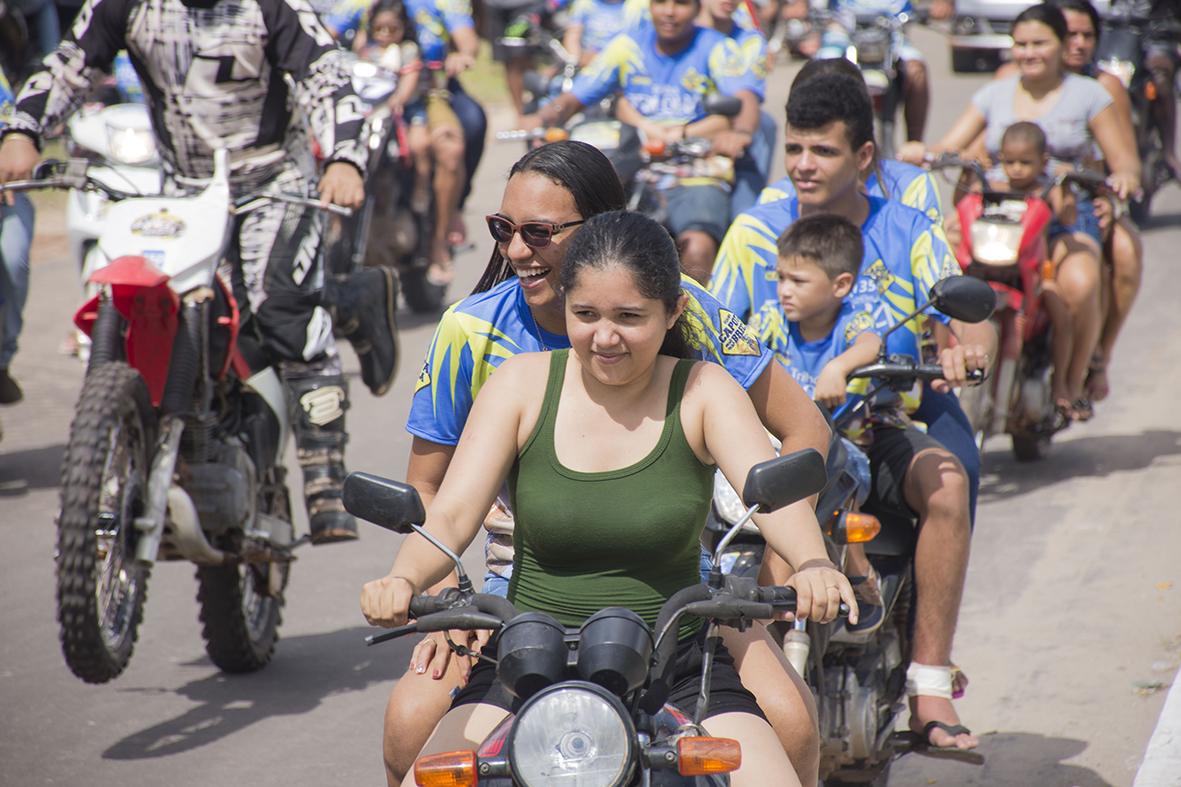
382,140,833,787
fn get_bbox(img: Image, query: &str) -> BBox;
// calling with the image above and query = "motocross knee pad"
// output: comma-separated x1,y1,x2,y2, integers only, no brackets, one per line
288,373,357,544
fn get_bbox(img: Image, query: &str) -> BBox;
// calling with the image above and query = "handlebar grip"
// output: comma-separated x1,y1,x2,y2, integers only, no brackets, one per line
408,593,447,618
755,585,797,610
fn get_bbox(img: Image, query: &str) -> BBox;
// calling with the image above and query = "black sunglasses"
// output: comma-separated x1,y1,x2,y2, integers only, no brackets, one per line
485,214,585,249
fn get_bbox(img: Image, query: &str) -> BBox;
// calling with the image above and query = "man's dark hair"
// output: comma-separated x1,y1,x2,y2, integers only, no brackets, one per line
790,56,867,95
777,213,864,281
785,72,875,152
1001,121,1047,155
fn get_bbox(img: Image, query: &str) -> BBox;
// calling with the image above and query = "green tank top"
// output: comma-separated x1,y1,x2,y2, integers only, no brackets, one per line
507,350,714,630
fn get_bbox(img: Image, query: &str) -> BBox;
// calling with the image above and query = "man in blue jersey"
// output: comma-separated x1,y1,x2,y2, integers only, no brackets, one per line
716,71,991,753
521,0,765,284
755,57,941,222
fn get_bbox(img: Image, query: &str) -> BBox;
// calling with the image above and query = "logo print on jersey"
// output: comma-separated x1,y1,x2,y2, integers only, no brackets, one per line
863,259,893,294
844,310,875,342
415,358,431,393
718,309,761,356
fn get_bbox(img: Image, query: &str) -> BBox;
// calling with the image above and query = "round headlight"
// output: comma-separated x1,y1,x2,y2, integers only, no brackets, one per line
509,683,635,786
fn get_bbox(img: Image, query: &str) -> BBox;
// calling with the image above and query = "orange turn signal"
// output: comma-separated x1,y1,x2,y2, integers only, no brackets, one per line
543,127,570,143
1146,81,1158,102
414,750,476,787
677,736,742,776
841,512,881,544
1041,259,1056,282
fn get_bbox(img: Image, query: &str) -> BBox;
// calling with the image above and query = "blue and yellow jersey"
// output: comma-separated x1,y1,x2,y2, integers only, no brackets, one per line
569,0,630,54
711,194,959,367
757,163,942,223
408,275,773,445
571,25,761,124
325,0,473,61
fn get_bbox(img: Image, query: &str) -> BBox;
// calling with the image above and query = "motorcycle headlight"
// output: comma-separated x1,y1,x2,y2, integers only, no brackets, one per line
853,30,889,65
508,683,635,786
1097,58,1135,90
970,219,1023,266
106,123,156,166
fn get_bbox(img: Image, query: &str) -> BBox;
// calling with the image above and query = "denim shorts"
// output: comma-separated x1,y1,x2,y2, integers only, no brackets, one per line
1049,193,1102,247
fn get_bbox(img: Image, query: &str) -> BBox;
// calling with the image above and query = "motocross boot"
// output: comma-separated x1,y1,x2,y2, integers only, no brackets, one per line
326,267,400,397
289,374,358,544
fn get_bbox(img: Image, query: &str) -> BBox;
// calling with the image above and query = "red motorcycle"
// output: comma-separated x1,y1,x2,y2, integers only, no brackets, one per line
929,154,1062,460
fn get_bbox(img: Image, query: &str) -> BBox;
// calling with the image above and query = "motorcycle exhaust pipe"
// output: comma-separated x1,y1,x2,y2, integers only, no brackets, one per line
164,485,227,566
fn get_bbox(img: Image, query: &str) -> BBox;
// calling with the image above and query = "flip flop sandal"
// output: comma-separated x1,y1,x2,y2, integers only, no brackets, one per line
905,721,985,764
1072,398,1095,422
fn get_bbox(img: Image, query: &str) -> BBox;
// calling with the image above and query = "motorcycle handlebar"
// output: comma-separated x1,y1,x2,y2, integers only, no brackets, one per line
848,360,986,384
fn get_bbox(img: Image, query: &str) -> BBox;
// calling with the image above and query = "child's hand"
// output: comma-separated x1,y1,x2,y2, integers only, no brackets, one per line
813,366,849,408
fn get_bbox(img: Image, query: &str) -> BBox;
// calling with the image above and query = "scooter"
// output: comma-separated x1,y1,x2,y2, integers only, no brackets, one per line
707,276,996,785
344,448,830,786
0,151,349,683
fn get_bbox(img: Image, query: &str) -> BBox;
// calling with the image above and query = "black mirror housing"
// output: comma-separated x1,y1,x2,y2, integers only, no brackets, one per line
741,449,828,513
342,472,425,535
929,277,996,324
703,93,742,118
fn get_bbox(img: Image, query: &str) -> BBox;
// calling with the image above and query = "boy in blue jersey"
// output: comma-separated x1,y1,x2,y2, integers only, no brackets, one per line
757,214,879,503
563,0,630,66
721,71,991,754
522,0,765,284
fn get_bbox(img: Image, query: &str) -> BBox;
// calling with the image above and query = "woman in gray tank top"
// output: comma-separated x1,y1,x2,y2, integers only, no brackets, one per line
900,3,1140,422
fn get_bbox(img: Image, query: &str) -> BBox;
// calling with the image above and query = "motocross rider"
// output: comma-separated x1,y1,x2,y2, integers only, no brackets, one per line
522,0,766,285
713,71,995,753
0,0,399,544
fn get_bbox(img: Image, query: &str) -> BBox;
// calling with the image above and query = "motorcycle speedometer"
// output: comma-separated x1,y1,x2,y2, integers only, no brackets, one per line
508,682,635,786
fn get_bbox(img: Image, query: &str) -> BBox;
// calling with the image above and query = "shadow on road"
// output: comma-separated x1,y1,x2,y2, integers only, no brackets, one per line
102,626,416,760
980,429,1181,501
900,730,1114,786
0,443,65,493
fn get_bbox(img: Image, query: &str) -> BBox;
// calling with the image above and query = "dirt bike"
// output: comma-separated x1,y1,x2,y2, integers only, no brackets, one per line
343,448,829,786
929,153,1108,460
322,53,450,313
706,276,996,785
0,150,349,683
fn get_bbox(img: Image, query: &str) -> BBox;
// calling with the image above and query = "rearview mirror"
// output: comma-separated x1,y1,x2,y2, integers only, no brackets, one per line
703,93,742,119
929,277,996,324
342,472,425,535
741,449,827,513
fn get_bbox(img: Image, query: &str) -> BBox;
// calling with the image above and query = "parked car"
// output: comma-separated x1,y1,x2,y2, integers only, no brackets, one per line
950,0,1110,72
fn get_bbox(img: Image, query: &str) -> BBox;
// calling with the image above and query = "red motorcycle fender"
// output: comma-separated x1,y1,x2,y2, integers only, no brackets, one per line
75,255,180,406
953,193,983,269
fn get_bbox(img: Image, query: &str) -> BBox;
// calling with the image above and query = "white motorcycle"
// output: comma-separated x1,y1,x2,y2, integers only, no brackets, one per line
1,150,349,683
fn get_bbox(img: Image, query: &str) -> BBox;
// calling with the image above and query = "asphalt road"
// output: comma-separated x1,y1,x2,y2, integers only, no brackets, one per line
2,25,1180,787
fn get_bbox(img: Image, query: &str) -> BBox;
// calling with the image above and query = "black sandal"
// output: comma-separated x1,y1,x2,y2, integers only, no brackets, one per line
906,721,985,764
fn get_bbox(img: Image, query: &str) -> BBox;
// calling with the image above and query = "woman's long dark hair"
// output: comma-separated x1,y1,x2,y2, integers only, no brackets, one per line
472,140,627,294
1051,0,1101,46
559,210,694,359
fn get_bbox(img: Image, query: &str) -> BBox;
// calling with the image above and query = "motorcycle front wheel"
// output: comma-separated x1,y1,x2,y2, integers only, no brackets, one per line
56,362,156,683
196,478,291,673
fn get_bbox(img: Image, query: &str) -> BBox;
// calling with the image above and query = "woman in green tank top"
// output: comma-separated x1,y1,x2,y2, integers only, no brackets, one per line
361,212,856,787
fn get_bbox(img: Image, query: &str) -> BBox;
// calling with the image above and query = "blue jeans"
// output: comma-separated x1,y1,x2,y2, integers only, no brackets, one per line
730,111,776,220
914,385,980,528
0,195,34,370
449,80,487,210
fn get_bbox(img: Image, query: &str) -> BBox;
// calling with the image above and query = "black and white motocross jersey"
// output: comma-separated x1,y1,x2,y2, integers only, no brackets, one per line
5,0,367,186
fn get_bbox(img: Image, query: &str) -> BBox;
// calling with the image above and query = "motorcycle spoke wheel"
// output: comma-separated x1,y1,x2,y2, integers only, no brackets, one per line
56,362,155,683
